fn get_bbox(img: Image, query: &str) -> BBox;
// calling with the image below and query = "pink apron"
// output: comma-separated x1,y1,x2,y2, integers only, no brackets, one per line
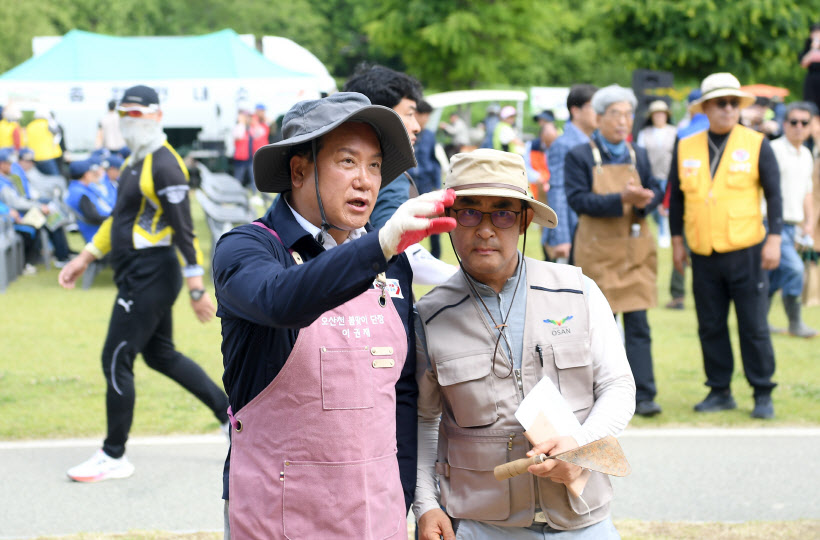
228,225,408,539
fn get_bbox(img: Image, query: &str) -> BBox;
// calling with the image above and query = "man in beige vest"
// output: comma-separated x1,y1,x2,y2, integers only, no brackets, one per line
414,149,636,539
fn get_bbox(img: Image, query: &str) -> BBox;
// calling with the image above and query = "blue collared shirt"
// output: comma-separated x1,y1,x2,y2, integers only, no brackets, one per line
543,121,590,246
466,253,528,369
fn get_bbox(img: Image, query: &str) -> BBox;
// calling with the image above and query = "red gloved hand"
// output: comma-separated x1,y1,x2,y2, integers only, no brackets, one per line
379,189,457,259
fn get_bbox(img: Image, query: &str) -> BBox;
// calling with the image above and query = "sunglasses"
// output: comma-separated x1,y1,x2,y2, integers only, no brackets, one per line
787,119,811,127
451,208,521,229
714,98,741,109
118,106,157,118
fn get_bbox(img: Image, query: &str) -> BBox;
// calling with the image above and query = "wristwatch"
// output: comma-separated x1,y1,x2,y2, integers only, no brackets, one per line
189,289,206,301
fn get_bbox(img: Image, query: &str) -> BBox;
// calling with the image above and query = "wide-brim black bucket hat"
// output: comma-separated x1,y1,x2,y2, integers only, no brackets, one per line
253,92,417,193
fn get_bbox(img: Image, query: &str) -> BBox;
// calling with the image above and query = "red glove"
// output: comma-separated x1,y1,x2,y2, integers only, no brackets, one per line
379,189,457,259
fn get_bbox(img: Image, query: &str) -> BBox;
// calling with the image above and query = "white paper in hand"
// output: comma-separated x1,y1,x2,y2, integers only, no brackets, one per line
514,375,580,435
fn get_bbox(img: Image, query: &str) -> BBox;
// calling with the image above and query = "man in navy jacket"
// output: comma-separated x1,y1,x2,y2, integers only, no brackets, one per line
213,92,455,537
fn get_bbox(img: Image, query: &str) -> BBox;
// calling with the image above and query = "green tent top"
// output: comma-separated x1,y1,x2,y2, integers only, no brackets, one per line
0,29,314,81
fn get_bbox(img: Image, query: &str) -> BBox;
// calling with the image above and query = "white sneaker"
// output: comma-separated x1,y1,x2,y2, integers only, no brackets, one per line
67,449,135,482
23,263,37,276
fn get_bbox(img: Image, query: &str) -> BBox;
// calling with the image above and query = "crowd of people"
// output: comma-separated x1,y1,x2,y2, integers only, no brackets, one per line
0,99,132,276
0,39,814,539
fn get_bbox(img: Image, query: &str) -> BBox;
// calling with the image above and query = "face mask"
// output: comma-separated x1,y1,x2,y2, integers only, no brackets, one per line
120,116,163,154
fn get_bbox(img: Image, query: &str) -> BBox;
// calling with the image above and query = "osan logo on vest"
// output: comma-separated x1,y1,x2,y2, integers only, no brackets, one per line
543,315,573,335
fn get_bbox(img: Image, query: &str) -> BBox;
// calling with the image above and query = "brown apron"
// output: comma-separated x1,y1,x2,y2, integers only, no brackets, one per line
573,142,657,313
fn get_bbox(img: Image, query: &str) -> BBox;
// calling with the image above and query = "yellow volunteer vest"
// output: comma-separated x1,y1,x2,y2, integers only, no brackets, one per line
26,119,62,161
677,125,765,255
0,120,19,148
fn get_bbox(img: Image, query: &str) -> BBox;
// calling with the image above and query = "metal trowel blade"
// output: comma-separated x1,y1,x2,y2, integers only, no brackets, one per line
550,435,631,477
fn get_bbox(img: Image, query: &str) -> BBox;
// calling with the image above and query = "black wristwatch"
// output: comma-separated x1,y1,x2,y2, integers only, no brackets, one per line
189,289,206,301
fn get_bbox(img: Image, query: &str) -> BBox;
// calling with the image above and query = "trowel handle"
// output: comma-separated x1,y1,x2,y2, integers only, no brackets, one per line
494,454,547,481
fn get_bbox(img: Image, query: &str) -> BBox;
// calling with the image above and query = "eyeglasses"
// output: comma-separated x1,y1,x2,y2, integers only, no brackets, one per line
787,119,811,127
451,208,521,229
604,108,633,120
714,98,741,109
118,105,158,118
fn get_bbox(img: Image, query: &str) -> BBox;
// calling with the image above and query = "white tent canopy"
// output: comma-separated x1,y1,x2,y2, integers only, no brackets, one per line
261,36,336,96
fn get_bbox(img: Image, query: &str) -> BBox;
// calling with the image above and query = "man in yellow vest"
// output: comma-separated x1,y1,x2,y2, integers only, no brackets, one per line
26,109,63,176
0,106,25,150
669,73,782,419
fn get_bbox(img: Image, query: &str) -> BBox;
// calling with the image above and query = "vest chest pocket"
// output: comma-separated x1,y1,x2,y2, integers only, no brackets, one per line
725,169,756,190
678,170,701,193
552,341,594,415
435,353,498,427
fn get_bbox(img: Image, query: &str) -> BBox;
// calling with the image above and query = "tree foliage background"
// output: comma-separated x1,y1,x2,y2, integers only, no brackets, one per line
2,0,820,95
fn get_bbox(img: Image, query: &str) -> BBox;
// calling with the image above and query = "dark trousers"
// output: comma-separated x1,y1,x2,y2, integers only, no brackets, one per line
619,310,656,403
690,243,776,397
47,227,70,260
34,159,60,176
670,236,689,299
232,159,253,188
101,248,228,458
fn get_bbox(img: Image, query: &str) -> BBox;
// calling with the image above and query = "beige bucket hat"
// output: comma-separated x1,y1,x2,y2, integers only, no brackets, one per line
689,73,756,114
444,149,558,228
647,100,670,116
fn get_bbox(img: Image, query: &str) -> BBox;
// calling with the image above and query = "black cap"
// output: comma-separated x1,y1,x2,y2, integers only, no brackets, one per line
120,85,160,107
533,110,555,123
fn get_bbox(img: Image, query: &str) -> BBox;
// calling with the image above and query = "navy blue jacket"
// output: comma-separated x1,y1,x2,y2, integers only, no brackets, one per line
565,132,663,220
407,129,441,195
212,195,418,510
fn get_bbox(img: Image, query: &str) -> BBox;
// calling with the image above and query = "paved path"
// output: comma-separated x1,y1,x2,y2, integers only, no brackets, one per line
2,428,819,539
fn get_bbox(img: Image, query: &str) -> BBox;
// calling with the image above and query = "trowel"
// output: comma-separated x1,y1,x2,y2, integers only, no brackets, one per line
494,435,631,481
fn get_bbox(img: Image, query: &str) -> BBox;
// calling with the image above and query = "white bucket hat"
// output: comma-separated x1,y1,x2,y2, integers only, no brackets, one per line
689,73,756,114
444,149,557,228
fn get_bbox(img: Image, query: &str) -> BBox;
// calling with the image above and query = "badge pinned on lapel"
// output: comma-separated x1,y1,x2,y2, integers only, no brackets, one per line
372,277,404,298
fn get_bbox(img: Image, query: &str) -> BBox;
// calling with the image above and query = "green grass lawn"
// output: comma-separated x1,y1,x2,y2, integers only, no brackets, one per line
1,200,818,441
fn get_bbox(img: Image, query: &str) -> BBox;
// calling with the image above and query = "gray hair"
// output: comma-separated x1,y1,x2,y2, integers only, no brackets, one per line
591,84,638,115
785,101,817,118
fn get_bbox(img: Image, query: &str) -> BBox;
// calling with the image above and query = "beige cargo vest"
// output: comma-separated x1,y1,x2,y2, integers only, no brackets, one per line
416,258,612,530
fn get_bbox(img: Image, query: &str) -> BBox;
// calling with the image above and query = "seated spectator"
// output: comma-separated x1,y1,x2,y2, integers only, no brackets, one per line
96,154,121,208
0,148,44,271
12,148,36,190
65,159,113,242
0,147,71,266
0,198,39,274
